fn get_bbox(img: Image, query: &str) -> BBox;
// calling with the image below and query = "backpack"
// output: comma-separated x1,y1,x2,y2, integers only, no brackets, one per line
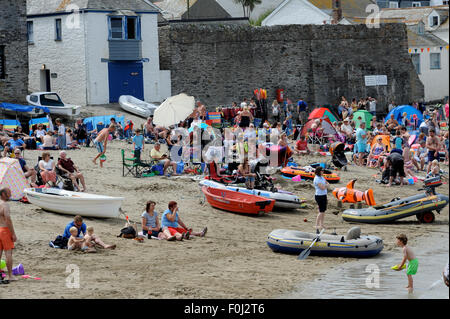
117,226,136,239
50,235,69,249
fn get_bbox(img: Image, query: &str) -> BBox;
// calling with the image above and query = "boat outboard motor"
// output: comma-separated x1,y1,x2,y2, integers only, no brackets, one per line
421,176,443,195
345,226,361,240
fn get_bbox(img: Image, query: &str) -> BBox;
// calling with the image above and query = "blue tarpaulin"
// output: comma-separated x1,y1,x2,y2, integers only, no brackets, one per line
0,102,50,114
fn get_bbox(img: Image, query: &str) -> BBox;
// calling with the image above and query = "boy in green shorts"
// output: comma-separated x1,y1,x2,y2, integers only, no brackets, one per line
395,234,418,293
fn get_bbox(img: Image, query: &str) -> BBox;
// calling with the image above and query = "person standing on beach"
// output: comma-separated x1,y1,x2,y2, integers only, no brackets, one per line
395,234,418,294
0,188,17,283
313,167,328,234
92,124,116,168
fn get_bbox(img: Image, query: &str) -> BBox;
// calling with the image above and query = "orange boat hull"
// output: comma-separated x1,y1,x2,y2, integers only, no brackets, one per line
202,186,275,215
281,167,340,183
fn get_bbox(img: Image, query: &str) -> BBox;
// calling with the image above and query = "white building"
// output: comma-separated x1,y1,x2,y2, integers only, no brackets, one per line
380,6,449,102
26,0,171,106
261,0,376,26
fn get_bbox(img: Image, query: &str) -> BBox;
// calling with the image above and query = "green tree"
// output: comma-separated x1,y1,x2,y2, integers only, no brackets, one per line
233,0,263,18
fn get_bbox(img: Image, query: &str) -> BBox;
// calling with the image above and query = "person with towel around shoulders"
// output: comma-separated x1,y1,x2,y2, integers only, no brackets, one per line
313,166,329,234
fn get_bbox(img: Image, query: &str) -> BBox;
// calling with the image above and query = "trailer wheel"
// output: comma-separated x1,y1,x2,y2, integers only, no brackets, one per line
417,212,435,223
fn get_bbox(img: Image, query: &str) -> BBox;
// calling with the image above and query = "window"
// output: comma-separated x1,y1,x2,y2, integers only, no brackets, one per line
444,1,449,5
412,2,421,7
110,17,123,39
411,53,421,74
0,46,5,79
430,53,441,69
389,1,399,8
127,17,137,40
30,95,39,103
27,21,34,44
430,16,439,27
55,19,62,41
108,16,140,40
417,22,424,34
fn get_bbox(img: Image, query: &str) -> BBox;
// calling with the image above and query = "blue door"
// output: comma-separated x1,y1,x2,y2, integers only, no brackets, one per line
108,61,144,103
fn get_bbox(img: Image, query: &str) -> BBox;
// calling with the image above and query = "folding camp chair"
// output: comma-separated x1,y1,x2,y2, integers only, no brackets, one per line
121,149,153,178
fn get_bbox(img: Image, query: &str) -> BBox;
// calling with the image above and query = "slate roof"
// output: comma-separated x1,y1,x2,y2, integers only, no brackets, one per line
27,0,160,15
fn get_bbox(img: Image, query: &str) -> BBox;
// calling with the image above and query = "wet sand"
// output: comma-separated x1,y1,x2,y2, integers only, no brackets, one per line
0,105,448,299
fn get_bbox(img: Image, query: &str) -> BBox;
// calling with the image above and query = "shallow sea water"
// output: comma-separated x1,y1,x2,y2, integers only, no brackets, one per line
282,228,449,299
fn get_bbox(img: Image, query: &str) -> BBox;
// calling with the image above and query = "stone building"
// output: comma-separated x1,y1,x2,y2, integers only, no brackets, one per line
0,0,28,103
159,23,424,113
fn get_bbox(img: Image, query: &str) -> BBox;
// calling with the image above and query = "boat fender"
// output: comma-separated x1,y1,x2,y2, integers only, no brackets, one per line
340,236,345,243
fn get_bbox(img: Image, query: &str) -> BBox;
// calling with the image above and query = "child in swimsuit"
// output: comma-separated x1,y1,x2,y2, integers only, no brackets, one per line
395,234,418,294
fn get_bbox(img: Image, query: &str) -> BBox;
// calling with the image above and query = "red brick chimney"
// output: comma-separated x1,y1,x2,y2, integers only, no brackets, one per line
331,0,342,24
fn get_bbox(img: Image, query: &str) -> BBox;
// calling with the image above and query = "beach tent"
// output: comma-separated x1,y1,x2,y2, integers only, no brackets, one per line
353,110,373,129
0,157,28,200
308,107,338,123
301,117,337,136
0,119,21,133
384,105,424,127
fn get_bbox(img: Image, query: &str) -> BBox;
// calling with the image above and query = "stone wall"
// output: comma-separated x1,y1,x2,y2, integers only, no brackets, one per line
159,23,424,113
0,0,28,103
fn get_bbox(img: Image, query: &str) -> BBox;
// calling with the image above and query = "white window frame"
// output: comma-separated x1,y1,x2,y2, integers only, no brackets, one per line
430,15,439,27
430,53,441,70
412,2,422,7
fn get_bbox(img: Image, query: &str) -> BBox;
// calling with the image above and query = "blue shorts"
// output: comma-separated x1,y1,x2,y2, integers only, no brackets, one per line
428,150,440,163
95,141,104,154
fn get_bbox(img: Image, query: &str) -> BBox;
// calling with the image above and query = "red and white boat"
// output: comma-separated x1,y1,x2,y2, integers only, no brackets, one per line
202,186,275,216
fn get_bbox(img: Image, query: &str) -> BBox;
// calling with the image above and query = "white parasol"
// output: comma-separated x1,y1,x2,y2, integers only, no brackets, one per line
153,93,196,128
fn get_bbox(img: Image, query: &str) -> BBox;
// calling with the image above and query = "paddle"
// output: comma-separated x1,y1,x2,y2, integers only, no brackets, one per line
298,229,325,260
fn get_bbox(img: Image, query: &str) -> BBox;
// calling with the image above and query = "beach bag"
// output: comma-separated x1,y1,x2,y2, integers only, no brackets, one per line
117,226,136,239
50,235,68,249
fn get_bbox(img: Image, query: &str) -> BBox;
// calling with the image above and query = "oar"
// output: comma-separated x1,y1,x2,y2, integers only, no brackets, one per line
298,229,325,260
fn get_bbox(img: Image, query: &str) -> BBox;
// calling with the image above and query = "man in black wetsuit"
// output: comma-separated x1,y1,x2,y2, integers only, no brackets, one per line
386,151,406,187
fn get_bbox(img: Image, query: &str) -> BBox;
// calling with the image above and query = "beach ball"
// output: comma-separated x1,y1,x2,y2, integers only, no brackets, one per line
0,259,5,270
100,155,106,163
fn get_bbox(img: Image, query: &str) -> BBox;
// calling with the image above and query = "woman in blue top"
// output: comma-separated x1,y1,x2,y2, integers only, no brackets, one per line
313,167,329,234
161,201,207,241
141,200,165,240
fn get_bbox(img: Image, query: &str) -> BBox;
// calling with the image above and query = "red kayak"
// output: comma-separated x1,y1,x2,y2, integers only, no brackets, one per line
202,186,275,216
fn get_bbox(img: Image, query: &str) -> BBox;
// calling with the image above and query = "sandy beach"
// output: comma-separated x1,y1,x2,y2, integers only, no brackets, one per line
0,104,448,299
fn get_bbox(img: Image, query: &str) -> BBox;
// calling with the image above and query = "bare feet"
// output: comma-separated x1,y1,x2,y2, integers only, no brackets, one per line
105,244,116,250
200,227,208,237
92,159,97,165
7,275,18,281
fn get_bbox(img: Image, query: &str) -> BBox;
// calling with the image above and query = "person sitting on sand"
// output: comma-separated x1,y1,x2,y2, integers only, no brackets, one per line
427,159,440,178
62,215,115,249
42,131,58,150
92,124,115,168
57,151,87,192
150,142,178,177
161,201,207,241
83,225,115,251
141,200,168,240
67,226,91,252
295,135,310,155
